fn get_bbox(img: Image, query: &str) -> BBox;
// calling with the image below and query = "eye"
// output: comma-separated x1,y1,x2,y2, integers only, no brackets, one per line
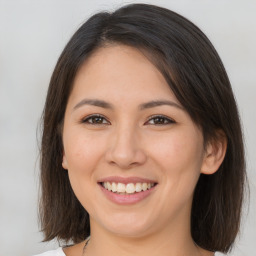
81,114,110,125
146,115,175,125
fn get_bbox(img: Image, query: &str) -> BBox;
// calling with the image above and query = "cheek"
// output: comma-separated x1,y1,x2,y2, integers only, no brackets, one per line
152,131,203,168
63,130,106,190
149,130,204,193
63,131,106,212
64,128,103,166
148,132,204,218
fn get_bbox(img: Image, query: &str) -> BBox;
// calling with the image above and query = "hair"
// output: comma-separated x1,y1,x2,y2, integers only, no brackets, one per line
39,3,246,253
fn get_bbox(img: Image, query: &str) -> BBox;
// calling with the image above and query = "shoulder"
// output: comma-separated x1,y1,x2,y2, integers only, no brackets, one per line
32,247,65,256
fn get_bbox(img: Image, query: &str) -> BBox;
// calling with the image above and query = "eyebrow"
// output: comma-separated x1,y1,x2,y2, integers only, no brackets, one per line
139,100,183,110
73,98,184,111
74,99,113,110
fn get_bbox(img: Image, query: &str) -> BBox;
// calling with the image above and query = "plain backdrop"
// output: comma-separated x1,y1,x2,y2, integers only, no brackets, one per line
0,1,255,256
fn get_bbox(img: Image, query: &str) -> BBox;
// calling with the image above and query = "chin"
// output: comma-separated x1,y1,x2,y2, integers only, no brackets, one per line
98,213,155,238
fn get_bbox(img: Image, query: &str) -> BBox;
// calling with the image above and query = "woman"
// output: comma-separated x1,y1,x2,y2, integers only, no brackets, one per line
35,3,246,256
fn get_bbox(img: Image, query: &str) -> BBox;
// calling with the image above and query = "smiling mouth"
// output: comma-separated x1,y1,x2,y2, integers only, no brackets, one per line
99,182,157,195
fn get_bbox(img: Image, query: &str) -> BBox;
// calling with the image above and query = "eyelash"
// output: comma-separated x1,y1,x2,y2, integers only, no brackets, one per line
81,114,110,125
81,114,175,126
146,115,175,125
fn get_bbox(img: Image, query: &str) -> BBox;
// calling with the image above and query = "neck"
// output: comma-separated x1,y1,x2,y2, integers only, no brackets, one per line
84,216,212,256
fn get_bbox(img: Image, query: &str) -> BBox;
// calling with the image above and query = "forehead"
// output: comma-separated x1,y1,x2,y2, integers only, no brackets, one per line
69,44,179,105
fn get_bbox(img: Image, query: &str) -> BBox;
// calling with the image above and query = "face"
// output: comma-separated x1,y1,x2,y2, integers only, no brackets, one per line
62,44,208,238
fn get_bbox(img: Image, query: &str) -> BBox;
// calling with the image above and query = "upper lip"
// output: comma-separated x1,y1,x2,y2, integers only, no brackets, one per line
98,176,158,185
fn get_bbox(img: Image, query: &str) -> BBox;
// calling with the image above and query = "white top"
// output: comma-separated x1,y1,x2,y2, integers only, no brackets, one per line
33,248,225,256
33,248,65,256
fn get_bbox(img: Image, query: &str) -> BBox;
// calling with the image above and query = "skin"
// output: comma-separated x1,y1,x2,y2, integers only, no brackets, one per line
62,44,226,256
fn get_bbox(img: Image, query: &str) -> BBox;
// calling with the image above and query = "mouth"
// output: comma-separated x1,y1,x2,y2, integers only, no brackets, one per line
98,181,158,195
97,176,158,204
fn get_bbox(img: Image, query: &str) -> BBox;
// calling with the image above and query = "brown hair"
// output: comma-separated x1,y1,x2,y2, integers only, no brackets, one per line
40,3,246,253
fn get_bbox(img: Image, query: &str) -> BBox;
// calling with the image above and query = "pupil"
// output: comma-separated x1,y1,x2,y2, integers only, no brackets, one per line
93,117,103,123
155,117,164,124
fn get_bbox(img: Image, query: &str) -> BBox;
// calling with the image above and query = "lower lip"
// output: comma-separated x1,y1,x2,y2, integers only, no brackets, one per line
99,184,157,205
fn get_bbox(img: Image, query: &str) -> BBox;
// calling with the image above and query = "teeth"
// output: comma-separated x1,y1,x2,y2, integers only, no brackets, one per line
107,182,112,191
117,183,126,193
102,182,155,194
135,183,142,192
142,183,148,191
126,183,135,193
112,182,117,192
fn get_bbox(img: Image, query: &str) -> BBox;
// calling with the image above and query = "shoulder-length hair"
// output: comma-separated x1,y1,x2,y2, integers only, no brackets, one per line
40,3,246,253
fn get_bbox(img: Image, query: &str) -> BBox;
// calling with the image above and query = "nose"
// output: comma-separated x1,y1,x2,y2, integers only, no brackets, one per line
105,125,147,169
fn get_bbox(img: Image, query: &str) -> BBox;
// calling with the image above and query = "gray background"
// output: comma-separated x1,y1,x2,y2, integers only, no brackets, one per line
0,0,255,256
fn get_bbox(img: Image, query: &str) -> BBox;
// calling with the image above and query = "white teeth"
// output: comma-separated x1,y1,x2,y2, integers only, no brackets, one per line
142,183,148,191
126,183,135,193
107,182,112,191
111,182,117,192
135,183,142,192
102,182,155,194
117,183,126,193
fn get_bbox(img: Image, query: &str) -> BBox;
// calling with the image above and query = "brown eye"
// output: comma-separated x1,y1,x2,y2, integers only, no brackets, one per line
146,115,175,125
82,115,110,125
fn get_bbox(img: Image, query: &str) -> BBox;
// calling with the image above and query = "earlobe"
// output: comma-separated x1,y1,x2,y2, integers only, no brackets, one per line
62,152,68,170
201,131,227,175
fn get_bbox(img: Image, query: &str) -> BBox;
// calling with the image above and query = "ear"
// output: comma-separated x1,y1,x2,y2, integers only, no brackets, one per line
62,151,68,170
201,130,227,175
